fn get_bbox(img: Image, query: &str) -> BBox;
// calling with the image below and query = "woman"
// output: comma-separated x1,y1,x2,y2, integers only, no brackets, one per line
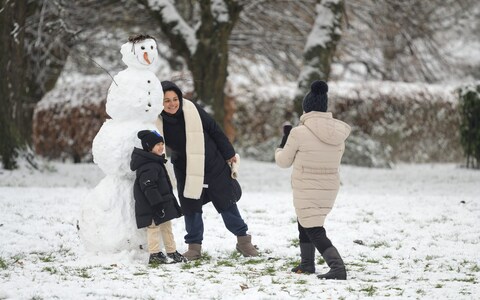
156,81,258,260
275,80,351,280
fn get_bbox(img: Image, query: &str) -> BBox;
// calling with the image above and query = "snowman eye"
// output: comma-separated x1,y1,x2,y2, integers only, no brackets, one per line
141,46,145,50
151,46,153,50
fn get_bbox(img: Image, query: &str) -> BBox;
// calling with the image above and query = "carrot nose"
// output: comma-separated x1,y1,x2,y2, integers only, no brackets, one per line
143,52,151,64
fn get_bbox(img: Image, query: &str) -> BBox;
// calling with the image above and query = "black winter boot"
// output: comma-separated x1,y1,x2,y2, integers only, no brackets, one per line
149,252,168,265
317,246,347,280
167,251,187,263
291,243,316,274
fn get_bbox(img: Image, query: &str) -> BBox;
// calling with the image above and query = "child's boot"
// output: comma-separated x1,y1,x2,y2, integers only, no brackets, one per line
317,246,347,280
167,250,187,263
183,244,202,261
148,252,168,265
236,234,258,257
291,243,316,274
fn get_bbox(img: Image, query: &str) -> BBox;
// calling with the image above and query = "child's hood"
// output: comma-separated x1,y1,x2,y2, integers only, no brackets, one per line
130,147,165,171
300,112,351,146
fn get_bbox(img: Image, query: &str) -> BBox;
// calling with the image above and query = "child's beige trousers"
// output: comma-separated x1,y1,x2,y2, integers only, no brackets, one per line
147,220,177,254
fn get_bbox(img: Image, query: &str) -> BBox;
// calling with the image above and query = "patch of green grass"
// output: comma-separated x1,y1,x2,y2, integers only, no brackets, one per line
416,289,426,296
244,258,266,265
0,257,7,269
316,257,325,265
42,266,57,275
346,286,356,292
228,251,242,260
216,260,235,267
77,267,91,279
369,241,389,249
181,262,194,270
180,253,213,269
366,259,379,264
148,262,165,269
383,254,392,259
289,238,299,247
284,258,299,269
452,277,476,283
470,264,480,272
39,254,54,263
348,261,365,267
58,245,73,257
435,283,443,288
200,252,212,262
295,279,308,285
133,272,148,276
360,285,376,296
262,265,277,276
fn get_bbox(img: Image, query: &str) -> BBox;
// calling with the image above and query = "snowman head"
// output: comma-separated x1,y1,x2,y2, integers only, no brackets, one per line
120,34,159,70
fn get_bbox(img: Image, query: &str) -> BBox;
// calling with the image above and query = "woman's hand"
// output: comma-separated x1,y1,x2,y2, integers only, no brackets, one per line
227,156,237,164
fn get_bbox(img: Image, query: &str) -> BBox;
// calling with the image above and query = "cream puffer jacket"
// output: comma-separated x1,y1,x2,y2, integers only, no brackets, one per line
275,111,351,228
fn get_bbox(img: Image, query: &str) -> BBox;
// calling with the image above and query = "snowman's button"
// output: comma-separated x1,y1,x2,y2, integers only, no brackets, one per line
148,80,151,83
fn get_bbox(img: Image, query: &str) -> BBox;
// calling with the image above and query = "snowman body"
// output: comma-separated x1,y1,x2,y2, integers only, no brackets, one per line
80,38,164,252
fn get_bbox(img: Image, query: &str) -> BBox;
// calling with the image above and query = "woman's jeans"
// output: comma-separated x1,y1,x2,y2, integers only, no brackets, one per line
184,204,248,244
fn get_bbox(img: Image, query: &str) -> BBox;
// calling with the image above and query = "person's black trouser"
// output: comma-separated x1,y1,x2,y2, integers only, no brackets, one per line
298,221,333,254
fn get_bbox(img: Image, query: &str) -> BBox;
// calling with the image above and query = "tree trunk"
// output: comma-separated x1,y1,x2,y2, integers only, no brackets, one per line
0,0,27,169
294,0,344,116
139,0,242,128
189,0,241,126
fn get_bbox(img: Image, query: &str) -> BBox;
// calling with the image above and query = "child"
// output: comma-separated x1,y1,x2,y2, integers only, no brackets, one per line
130,130,186,264
275,80,351,280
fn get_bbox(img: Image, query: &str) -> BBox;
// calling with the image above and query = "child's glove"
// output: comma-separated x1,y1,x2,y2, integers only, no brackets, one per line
279,123,293,148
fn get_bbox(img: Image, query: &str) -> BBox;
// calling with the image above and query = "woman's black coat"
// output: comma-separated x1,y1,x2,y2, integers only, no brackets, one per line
160,102,242,215
130,148,182,228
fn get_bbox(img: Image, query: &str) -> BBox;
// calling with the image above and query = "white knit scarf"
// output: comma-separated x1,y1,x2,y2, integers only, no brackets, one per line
156,99,205,199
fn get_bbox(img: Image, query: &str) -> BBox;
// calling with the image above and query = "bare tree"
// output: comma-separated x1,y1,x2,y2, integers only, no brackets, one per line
0,0,28,169
0,0,118,169
137,0,244,127
230,0,316,81
337,0,478,82
293,0,344,116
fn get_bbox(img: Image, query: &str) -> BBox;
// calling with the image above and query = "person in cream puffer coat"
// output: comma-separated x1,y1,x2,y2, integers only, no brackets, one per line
275,80,350,280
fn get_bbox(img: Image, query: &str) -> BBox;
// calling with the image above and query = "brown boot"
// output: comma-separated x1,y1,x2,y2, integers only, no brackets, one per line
182,243,202,261
236,235,258,257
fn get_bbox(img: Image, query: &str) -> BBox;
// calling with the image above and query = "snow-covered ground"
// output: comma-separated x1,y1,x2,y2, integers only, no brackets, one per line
0,159,479,299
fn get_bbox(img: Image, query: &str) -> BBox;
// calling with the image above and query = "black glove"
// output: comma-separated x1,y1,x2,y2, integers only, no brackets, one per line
279,124,293,148
152,203,165,218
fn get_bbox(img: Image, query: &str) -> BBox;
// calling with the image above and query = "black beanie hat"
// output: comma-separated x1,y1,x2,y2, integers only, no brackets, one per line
161,80,183,102
137,130,164,152
302,80,329,113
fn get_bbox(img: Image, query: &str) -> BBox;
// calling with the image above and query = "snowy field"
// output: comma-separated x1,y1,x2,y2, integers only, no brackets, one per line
0,159,479,299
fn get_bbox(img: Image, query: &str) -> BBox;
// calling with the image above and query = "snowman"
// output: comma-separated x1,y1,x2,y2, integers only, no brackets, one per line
79,35,164,253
